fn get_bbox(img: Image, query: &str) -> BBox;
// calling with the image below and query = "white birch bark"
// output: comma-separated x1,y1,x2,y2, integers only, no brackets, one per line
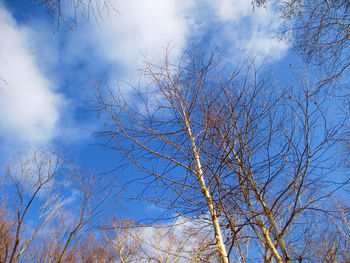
182,105,230,263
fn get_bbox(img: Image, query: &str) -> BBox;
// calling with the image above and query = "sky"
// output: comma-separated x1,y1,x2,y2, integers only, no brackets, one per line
0,0,293,219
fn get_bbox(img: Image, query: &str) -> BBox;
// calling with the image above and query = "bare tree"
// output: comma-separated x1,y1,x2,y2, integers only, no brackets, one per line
40,171,105,263
94,48,343,262
94,49,238,262
104,219,140,263
77,232,117,263
254,0,350,85
0,210,13,262
0,147,109,263
1,148,65,263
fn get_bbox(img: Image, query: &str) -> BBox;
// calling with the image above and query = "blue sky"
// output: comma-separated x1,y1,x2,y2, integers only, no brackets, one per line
0,0,294,219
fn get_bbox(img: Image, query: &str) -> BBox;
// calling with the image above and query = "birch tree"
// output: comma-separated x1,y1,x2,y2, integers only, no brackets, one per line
95,48,342,262
95,49,233,262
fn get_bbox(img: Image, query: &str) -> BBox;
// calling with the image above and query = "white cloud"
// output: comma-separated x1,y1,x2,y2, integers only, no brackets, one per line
0,0,289,150
0,5,63,145
205,0,289,61
207,0,252,22
245,4,289,60
80,0,288,81
86,0,196,76
122,217,215,262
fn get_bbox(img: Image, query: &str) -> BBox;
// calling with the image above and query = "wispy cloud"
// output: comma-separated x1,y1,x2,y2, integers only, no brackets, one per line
78,0,288,81
0,5,63,145
0,0,290,149
86,0,196,77
205,0,289,61
124,216,214,262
